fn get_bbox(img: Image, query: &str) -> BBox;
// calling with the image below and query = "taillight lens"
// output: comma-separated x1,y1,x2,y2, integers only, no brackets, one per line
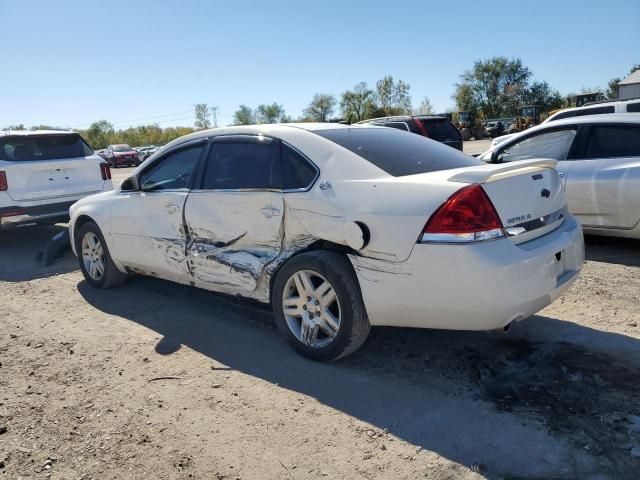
100,162,112,180
421,184,504,243
0,171,7,191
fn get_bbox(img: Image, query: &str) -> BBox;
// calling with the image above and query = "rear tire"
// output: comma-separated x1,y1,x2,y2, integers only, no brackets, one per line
76,221,127,289
272,251,370,361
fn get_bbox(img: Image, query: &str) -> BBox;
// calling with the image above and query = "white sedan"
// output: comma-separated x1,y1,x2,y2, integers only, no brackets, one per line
69,124,584,361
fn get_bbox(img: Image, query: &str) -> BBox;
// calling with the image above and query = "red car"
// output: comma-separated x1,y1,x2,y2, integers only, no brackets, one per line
105,144,140,167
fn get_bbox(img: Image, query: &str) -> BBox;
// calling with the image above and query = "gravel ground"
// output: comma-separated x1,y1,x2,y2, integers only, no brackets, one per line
1,225,639,479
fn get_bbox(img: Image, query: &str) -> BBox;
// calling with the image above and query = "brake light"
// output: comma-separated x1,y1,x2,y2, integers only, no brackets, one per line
100,162,112,180
0,171,7,191
421,184,504,243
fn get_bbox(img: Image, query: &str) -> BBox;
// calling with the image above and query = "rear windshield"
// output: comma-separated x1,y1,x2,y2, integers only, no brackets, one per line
420,119,460,141
0,134,93,161
315,127,479,177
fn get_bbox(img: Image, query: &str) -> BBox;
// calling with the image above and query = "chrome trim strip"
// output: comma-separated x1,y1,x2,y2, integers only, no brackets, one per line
506,208,565,236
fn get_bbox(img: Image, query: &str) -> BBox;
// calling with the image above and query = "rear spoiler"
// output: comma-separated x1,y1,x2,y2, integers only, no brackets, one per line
448,158,558,184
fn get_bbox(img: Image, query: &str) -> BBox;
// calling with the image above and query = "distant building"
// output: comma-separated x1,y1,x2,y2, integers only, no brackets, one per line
618,70,640,99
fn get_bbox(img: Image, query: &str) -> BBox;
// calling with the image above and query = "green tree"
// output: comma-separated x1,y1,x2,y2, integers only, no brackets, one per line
256,103,286,124
194,103,211,130
233,105,256,125
454,57,532,118
522,81,564,113
83,120,115,149
375,75,412,115
303,94,337,122
340,82,375,122
414,97,435,115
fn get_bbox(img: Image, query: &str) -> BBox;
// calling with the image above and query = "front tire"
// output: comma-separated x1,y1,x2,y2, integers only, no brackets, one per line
76,221,127,289
272,251,370,361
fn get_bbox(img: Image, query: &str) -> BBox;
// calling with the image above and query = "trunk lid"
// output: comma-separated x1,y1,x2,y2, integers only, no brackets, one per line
448,159,566,243
2,156,106,201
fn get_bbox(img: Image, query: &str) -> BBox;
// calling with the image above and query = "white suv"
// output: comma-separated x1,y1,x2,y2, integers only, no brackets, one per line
0,130,113,230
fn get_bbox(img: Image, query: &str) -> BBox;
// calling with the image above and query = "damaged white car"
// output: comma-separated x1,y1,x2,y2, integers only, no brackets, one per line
69,124,584,361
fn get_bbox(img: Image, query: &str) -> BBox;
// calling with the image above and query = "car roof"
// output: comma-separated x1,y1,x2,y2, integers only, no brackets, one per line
0,129,76,137
536,113,640,129
356,115,447,124
159,123,385,152
501,113,640,144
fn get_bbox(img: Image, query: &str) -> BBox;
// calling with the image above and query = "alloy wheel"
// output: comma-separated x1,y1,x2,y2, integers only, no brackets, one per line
282,270,341,348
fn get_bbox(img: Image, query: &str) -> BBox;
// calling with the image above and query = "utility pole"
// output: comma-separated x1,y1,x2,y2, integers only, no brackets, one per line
211,106,219,128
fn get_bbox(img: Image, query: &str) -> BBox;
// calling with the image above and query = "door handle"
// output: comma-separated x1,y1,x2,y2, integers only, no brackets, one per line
558,172,565,178
165,204,180,213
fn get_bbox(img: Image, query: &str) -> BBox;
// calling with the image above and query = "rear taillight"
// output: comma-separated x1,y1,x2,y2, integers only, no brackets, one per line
421,184,504,243
0,171,7,191
100,162,112,180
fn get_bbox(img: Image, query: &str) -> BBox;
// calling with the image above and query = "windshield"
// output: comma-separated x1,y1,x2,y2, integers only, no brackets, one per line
0,134,93,161
113,144,132,152
315,127,479,177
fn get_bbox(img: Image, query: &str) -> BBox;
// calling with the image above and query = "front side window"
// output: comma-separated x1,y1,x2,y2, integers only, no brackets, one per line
139,145,203,191
498,129,577,163
585,125,640,159
282,144,317,190
202,141,276,189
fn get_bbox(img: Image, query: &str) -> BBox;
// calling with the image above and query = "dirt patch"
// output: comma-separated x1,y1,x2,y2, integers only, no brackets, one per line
1,226,640,479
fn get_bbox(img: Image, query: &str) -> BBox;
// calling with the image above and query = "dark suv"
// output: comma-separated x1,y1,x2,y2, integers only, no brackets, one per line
357,115,463,151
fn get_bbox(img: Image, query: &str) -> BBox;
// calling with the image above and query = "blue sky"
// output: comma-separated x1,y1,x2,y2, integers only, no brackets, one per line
1,0,638,129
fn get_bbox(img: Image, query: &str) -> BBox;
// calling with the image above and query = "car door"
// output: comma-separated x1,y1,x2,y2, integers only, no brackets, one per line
184,135,284,294
564,123,640,229
494,127,579,189
109,140,206,281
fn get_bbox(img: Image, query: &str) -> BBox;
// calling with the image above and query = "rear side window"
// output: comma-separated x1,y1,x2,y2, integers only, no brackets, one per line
0,134,93,161
203,141,276,189
282,144,317,190
382,122,410,131
627,103,640,113
315,127,479,177
550,106,615,122
585,126,640,159
420,119,460,140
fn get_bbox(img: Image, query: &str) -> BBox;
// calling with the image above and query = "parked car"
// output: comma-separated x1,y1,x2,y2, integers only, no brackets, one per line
357,115,463,150
544,97,640,123
479,114,640,239
104,144,140,167
489,98,640,150
485,121,506,138
133,145,158,163
0,130,112,229
69,124,583,360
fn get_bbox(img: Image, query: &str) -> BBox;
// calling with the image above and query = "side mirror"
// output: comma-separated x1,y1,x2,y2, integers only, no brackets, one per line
490,149,500,163
120,176,140,192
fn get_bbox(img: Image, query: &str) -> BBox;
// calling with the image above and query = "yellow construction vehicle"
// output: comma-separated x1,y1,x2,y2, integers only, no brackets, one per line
456,111,485,140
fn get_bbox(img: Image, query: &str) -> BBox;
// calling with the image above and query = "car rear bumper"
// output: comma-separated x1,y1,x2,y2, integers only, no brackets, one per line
0,200,76,229
349,215,584,330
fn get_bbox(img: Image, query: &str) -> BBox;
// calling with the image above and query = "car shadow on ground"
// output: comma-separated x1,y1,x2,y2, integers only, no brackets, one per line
78,276,640,479
584,235,640,267
0,224,77,282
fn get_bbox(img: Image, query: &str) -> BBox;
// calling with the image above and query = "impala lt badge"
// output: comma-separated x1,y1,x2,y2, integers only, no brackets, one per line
541,188,551,198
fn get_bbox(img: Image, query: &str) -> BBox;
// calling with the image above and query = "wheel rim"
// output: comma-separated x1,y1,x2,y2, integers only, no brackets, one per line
81,232,105,281
282,269,341,348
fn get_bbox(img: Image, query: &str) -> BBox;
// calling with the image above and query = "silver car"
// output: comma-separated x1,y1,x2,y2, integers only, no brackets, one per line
481,114,640,239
